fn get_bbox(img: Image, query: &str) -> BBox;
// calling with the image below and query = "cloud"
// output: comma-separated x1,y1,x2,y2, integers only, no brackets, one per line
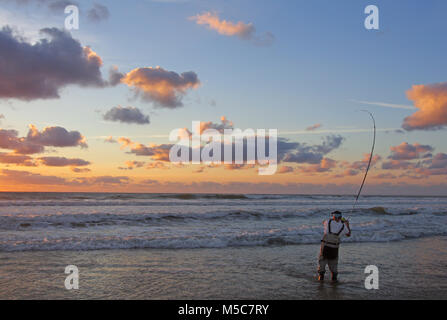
277,166,294,174
115,119,343,169
198,116,233,133
38,156,90,167
373,173,398,179
0,128,43,154
190,11,274,46
306,123,322,131
118,160,145,170
146,161,167,169
5,1,110,24
412,153,447,176
27,124,87,148
190,11,254,39
0,124,87,154
281,135,344,164
117,137,134,149
129,143,172,161
297,158,337,173
115,66,200,108
87,3,109,22
3,0,80,13
0,26,106,101
379,147,447,177
403,82,447,130
388,142,433,160
71,167,91,173
348,153,382,170
382,160,418,170
352,100,415,110
103,106,150,125
224,163,255,170
0,152,35,166
0,168,69,185
0,168,131,187
83,176,129,185
104,136,117,143
427,153,447,169
342,169,360,177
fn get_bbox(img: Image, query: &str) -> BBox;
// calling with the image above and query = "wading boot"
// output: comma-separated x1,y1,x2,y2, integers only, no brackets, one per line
331,273,338,283
318,272,325,281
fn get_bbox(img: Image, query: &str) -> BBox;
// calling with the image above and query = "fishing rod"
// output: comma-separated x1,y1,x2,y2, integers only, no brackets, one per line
352,110,376,212
342,111,375,229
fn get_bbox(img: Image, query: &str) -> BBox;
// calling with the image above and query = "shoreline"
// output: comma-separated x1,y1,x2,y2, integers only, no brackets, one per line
1,236,446,299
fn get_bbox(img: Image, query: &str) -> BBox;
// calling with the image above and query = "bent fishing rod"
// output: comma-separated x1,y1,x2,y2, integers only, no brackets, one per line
342,111,376,226
351,110,376,213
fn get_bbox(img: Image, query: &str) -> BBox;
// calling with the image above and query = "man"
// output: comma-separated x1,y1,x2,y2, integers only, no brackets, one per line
318,210,351,283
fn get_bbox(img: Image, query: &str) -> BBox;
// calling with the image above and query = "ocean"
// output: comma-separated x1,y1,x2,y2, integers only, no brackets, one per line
0,192,446,299
1,193,446,251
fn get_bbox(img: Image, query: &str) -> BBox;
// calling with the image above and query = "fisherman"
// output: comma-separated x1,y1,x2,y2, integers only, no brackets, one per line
318,211,351,282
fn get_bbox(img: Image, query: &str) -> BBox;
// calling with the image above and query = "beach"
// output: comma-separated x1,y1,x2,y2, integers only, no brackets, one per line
0,193,446,299
1,236,447,299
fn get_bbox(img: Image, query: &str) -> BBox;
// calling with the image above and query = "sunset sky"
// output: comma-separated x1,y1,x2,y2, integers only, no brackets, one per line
1,0,447,194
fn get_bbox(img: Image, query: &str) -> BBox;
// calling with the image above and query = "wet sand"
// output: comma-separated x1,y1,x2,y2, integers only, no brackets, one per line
1,236,446,299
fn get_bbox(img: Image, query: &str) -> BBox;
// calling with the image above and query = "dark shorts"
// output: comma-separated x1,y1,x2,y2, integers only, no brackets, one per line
322,245,339,260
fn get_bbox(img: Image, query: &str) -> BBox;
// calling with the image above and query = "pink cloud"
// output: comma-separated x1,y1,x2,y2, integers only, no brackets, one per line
403,82,447,130
389,142,433,160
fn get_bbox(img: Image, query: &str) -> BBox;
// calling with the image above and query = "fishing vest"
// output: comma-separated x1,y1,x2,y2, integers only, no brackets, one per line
321,219,344,249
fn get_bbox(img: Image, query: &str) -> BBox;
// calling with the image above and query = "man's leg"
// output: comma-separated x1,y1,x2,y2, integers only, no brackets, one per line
328,258,339,282
317,255,327,280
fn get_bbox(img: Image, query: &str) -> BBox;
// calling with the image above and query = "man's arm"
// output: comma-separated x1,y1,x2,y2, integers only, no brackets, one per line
343,219,351,237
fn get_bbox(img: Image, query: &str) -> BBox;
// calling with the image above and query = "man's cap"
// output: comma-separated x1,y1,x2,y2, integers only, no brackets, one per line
331,211,342,217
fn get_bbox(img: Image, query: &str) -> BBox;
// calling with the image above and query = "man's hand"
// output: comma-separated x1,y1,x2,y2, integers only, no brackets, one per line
346,232,351,237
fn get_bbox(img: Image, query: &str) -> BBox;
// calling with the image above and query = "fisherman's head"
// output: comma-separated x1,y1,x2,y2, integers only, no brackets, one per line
331,211,342,222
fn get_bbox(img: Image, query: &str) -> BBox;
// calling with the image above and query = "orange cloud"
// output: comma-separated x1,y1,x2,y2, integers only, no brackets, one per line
198,116,233,134
83,47,103,67
119,67,200,108
277,166,294,174
118,160,145,170
129,143,172,162
298,158,337,173
146,161,168,170
404,82,447,130
190,12,254,39
117,137,134,149
190,12,274,46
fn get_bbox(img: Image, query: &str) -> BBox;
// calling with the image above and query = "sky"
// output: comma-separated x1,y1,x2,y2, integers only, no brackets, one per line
1,0,447,194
